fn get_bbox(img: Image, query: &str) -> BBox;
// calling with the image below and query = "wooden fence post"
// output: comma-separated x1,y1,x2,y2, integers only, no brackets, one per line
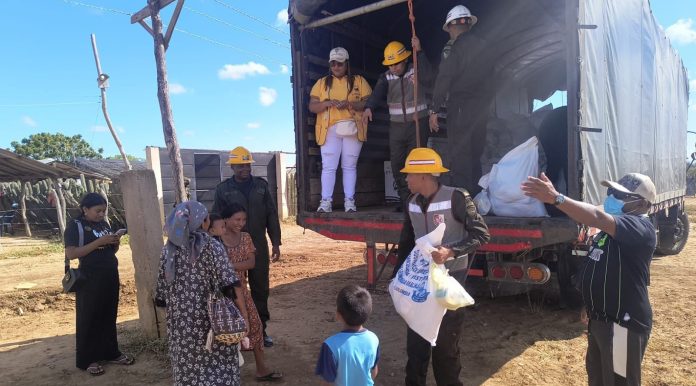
121,169,166,338
19,181,31,237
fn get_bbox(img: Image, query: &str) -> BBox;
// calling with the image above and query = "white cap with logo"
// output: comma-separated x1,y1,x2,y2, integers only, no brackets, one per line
601,173,657,204
329,47,349,63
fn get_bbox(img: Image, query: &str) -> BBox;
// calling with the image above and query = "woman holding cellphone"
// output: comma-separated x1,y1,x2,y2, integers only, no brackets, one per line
64,193,134,376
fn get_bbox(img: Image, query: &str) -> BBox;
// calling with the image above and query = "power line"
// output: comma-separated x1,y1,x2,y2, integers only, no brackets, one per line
174,28,287,65
0,101,100,108
185,6,290,48
61,0,131,16
57,0,289,65
210,0,289,35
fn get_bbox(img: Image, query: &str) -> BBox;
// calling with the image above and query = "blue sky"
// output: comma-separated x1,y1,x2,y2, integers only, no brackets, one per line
0,0,694,159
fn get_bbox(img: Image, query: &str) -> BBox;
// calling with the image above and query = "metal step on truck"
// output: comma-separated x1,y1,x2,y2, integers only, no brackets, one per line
288,0,689,303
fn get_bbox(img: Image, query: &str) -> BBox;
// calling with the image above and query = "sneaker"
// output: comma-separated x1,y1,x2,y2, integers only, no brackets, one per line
344,197,357,212
317,199,332,213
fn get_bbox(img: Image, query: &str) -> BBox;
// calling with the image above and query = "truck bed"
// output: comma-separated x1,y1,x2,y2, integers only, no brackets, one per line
298,207,580,252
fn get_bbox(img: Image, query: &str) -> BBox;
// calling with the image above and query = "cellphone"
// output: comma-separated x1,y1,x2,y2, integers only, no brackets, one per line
115,229,127,236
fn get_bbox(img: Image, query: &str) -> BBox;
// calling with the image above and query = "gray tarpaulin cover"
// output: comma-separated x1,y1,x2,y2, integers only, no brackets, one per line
579,0,688,205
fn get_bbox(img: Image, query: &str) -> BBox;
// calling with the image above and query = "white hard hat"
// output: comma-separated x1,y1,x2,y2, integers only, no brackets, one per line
443,5,478,31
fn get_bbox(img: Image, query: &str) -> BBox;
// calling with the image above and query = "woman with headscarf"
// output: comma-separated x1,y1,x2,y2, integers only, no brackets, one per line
64,193,134,376
155,201,248,386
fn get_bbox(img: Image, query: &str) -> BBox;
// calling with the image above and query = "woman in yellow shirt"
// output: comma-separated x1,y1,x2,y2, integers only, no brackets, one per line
309,47,372,212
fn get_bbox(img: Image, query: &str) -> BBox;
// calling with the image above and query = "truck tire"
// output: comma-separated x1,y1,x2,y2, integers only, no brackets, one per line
557,251,584,309
655,210,689,256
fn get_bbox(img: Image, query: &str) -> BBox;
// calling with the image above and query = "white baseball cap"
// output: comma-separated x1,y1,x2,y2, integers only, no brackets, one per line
601,173,657,204
329,47,349,63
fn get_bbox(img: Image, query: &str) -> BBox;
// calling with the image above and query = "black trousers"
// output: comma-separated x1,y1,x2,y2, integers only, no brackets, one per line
586,319,650,386
75,266,122,369
390,116,430,205
444,99,491,196
406,307,467,386
248,237,270,333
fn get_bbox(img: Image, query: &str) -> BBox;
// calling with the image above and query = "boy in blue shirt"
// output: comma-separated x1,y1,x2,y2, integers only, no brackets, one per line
316,285,380,385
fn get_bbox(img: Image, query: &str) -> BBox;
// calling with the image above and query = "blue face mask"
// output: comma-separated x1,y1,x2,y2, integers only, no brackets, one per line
603,194,625,215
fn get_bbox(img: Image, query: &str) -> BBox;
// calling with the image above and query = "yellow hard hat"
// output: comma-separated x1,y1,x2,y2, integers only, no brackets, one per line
382,41,412,66
226,146,255,165
400,148,449,174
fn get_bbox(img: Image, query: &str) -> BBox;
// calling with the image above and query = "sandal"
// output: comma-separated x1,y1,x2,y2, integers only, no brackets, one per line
109,354,135,365
86,363,104,376
255,371,283,382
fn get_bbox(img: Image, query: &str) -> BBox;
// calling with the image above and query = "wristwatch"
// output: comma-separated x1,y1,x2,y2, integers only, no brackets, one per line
553,194,566,206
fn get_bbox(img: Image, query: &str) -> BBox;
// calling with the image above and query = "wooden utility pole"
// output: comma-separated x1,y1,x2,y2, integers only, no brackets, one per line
131,0,187,203
90,34,132,171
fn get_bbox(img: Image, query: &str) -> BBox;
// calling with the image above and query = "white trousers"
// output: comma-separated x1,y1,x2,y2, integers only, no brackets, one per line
320,124,363,200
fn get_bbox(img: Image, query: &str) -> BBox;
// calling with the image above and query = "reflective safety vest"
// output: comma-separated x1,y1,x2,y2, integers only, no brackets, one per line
408,185,467,250
386,65,429,123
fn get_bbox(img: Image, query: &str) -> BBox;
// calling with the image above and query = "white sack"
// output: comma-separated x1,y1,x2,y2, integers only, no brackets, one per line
486,136,548,217
389,223,447,346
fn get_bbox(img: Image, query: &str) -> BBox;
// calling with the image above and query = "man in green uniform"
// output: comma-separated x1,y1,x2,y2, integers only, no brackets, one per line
429,5,494,195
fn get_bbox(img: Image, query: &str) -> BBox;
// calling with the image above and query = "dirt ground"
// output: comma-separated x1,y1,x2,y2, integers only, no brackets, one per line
1,200,695,386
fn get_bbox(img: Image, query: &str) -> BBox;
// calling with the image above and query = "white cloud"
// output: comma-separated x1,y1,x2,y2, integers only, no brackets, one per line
218,62,270,80
280,64,289,74
21,116,37,127
169,83,187,95
666,19,696,45
247,122,261,129
259,87,278,106
91,125,125,133
276,9,288,26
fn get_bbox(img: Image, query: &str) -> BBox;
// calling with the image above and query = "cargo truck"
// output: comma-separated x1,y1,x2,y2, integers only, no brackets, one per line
288,0,689,303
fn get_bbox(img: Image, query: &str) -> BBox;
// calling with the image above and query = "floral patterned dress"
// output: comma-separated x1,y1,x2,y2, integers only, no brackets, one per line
225,232,264,351
156,234,241,386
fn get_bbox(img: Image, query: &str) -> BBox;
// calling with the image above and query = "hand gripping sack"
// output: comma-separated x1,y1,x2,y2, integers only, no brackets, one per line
430,263,475,310
389,223,447,345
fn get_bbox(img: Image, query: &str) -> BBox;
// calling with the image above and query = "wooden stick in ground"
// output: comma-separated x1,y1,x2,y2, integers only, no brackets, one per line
139,0,187,204
19,181,32,237
50,183,65,241
90,34,132,171
57,178,67,227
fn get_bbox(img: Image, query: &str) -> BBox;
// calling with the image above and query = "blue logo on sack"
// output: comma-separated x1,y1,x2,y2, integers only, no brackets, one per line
395,249,430,303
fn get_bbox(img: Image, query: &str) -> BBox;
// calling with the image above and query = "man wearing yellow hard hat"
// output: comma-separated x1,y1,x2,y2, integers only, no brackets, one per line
212,146,281,348
362,37,434,208
397,147,489,386
429,4,494,196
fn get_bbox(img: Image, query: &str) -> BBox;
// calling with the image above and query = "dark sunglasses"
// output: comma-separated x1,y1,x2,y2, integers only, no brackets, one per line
608,187,641,201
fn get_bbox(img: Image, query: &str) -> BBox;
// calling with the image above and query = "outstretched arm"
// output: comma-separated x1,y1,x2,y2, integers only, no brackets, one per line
521,173,616,237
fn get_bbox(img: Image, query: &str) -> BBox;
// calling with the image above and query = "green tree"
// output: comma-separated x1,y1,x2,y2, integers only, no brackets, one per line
10,133,103,161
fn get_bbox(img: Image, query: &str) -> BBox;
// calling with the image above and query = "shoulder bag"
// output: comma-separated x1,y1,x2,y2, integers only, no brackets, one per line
62,220,87,293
